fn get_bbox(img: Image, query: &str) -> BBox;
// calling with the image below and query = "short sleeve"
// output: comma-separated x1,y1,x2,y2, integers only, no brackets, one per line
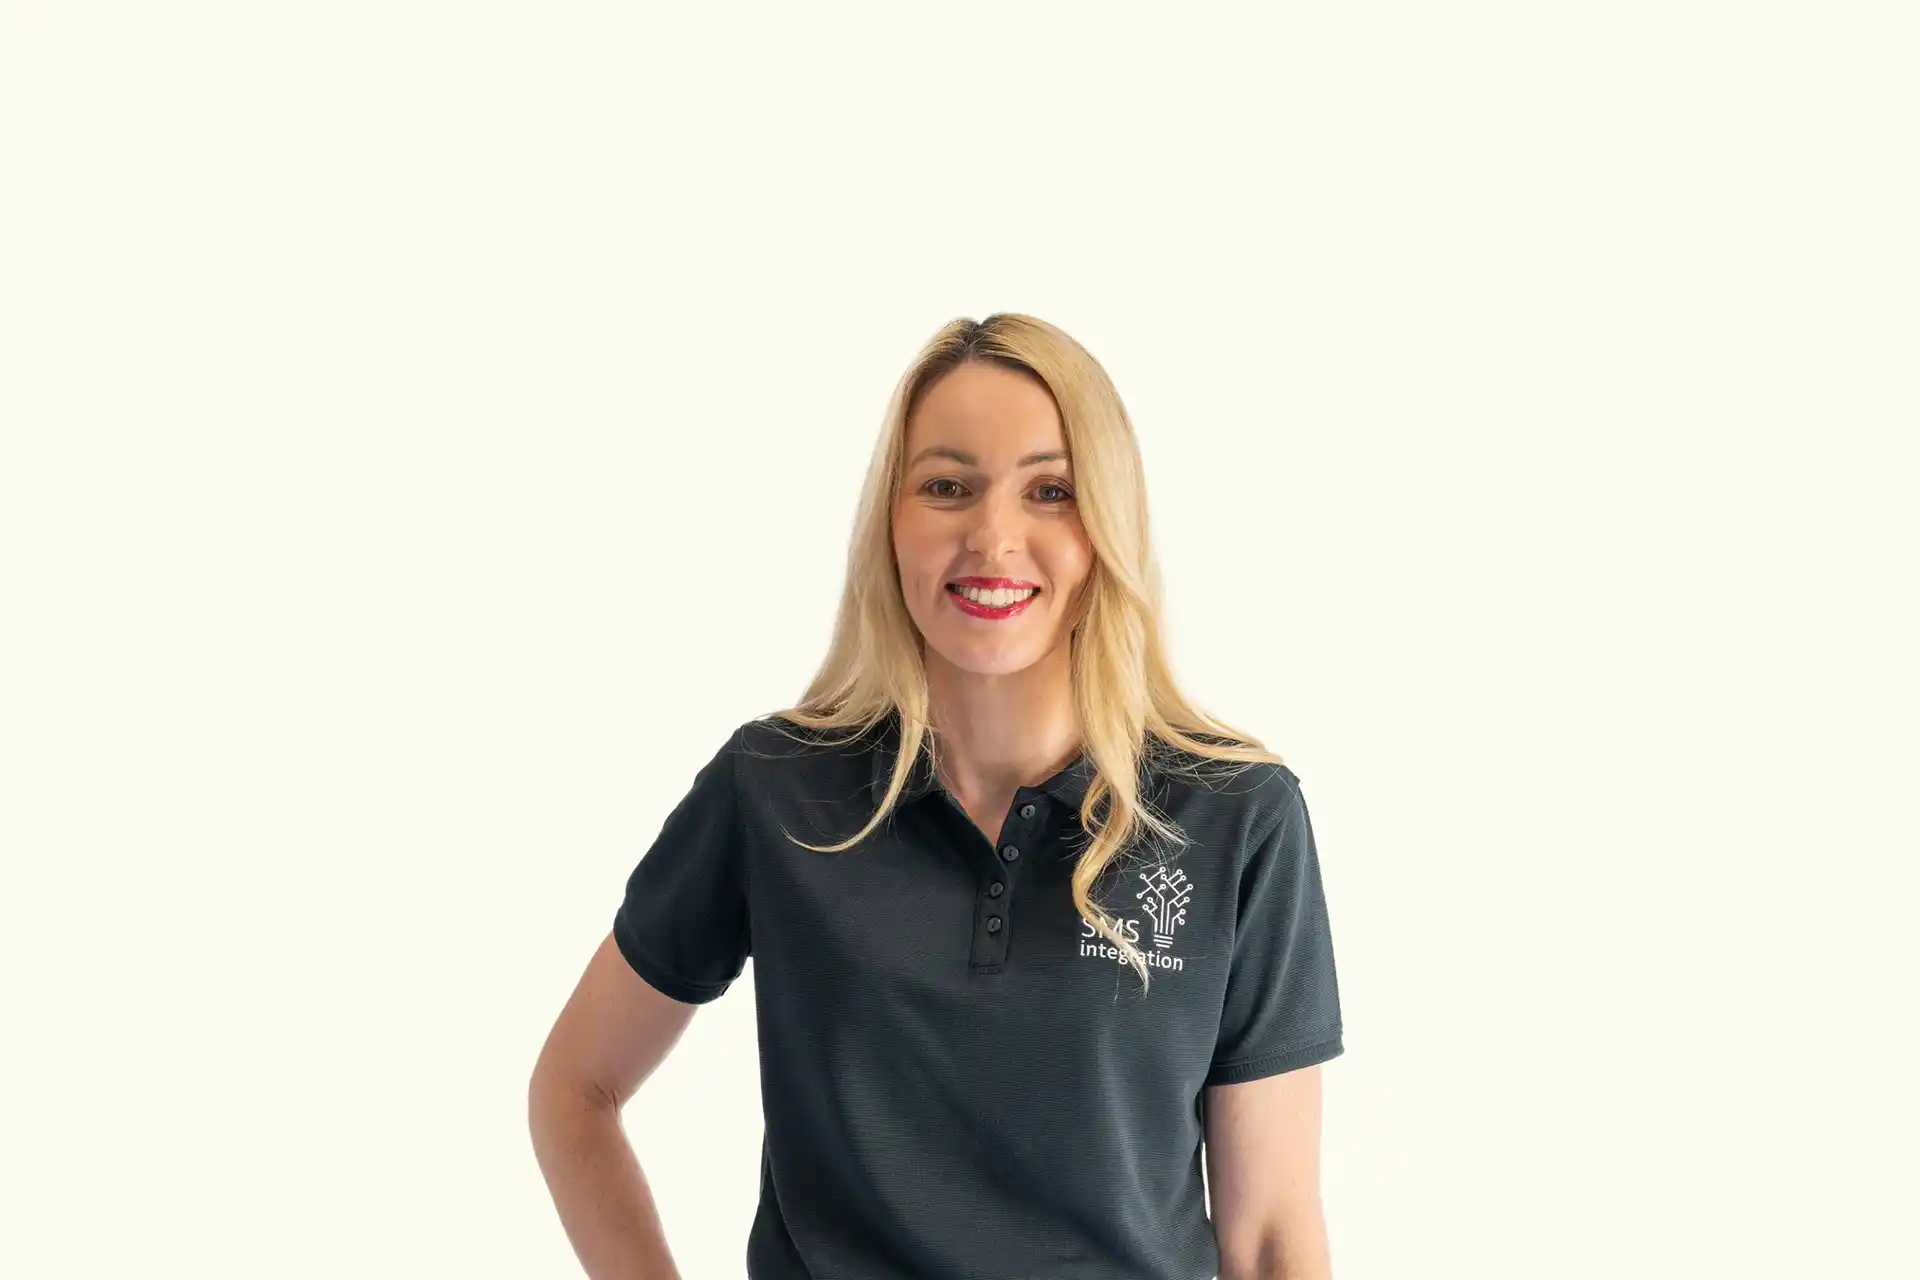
611,728,751,1005
1205,768,1345,1085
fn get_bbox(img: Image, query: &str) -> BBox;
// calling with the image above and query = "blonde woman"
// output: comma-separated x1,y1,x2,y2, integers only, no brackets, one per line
529,314,1346,1280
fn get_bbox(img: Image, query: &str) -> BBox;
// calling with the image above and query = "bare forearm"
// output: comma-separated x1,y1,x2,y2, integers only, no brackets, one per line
528,1079,682,1280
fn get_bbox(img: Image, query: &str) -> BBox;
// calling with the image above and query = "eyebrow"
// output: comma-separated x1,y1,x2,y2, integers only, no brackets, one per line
907,446,1071,470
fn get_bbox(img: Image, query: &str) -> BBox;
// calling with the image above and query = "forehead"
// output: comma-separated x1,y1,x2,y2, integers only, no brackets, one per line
906,363,1067,462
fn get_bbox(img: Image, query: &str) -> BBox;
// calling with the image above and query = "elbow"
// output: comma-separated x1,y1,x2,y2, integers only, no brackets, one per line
527,1053,620,1130
1218,1226,1332,1280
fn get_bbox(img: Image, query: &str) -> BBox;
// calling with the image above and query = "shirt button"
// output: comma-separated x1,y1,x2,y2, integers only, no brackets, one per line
988,881,1004,897
1019,803,1036,819
1000,844,1020,862
985,916,1002,933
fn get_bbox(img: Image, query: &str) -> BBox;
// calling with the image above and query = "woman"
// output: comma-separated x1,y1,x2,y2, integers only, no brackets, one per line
529,313,1346,1280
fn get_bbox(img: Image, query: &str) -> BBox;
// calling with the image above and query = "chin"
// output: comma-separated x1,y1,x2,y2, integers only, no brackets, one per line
930,636,1063,677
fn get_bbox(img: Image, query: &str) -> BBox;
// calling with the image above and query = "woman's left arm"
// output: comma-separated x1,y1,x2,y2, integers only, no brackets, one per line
1204,1063,1333,1280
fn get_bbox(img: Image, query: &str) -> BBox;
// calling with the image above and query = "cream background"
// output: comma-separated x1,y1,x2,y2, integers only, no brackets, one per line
6,2,1916,1276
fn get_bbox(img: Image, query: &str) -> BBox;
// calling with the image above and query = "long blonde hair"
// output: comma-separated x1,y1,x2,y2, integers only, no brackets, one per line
759,312,1285,993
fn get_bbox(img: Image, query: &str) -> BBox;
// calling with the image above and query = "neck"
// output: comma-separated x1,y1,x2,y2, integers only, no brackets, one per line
924,643,1082,802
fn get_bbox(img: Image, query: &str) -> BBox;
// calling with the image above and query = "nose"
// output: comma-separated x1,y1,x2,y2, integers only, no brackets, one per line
963,486,1027,560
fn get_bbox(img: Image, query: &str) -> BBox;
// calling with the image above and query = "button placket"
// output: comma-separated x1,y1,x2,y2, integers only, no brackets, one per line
970,793,1048,967
983,842,1018,950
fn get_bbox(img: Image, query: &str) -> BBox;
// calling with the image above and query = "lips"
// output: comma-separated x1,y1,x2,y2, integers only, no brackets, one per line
947,576,1041,591
946,583,1041,619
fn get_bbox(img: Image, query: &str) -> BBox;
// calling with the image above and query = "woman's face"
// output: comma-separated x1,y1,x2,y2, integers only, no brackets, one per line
892,362,1093,677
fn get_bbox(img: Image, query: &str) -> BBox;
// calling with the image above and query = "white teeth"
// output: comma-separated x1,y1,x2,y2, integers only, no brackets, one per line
954,585,1037,607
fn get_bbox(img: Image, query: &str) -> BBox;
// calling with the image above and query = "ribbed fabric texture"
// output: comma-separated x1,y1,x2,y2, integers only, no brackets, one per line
614,711,1344,1279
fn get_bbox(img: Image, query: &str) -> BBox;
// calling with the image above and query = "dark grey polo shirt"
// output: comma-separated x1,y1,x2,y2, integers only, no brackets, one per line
613,710,1344,1280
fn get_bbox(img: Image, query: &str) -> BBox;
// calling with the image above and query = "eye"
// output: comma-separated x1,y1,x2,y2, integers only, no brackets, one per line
919,478,1076,503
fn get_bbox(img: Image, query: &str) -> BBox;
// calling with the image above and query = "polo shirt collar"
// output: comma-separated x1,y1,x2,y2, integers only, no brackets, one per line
868,710,1097,811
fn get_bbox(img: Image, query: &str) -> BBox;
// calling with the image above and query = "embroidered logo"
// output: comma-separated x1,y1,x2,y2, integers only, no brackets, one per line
1078,862,1194,973
1136,864,1192,949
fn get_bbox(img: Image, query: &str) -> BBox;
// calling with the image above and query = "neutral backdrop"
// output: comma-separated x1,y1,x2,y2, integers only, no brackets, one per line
6,3,1916,1277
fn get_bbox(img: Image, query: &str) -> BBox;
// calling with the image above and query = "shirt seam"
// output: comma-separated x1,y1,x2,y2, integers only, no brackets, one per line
1247,768,1299,872
1209,1026,1344,1075
727,726,749,904
1211,1023,1343,1068
613,914,732,999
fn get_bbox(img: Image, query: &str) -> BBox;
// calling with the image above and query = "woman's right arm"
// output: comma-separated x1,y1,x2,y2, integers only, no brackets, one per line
528,930,702,1280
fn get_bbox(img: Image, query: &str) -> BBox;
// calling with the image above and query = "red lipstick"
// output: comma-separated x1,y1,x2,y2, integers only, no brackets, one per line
946,577,1041,620
948,576,1039,590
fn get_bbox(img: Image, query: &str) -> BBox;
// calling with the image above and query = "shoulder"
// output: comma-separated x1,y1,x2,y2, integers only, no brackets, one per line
1146,737,1306,869
733,712,882,759
1149,733,1301,811
726,712,888,790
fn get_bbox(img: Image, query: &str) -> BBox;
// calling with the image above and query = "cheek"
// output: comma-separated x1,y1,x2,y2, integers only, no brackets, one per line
1047,531,1095,591
891,512,945,581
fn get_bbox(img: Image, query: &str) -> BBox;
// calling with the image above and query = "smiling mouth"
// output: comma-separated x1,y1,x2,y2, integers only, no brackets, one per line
945,583,1042,617
945,583,1041,598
